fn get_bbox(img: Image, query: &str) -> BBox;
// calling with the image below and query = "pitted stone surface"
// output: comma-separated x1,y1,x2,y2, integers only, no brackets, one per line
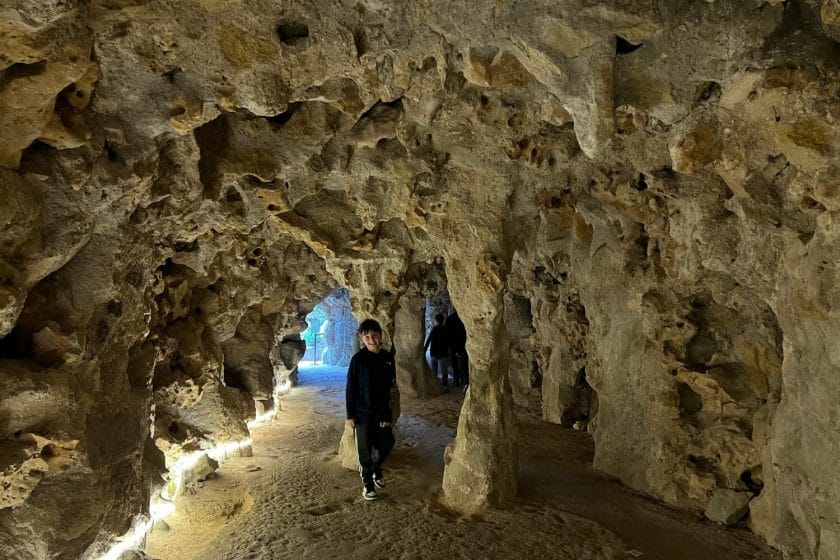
0,2,838,559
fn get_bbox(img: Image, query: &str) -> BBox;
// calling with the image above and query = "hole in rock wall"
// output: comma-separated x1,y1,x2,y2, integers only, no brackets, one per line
740,469,764,495
1,60,47,83
615,35,642,55
173,239,199,253
424,292,469,388
800,195,827,212
0,325,31,360
223,188,246,218
693,81,722,107
688,454,718,477
105,142,120,163
352,28,369,57
162,67,180,83
298,288,357,381
633,173,648,192
677,382,704,422
530,360,542,389
222,363,248,392
40,443,56,459
267,102,301,129
106,300,123,317
194,114,232,200
275,21,310,47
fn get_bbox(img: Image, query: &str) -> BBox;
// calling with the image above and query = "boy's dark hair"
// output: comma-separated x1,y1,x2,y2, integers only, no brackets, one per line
435,313,444,323
357,319,382,335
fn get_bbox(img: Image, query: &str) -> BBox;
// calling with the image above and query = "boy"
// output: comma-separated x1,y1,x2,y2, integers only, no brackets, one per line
346,319,397,500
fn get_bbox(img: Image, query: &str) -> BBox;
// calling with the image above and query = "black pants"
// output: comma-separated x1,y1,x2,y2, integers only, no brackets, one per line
451,350,469,386
355,418,395,483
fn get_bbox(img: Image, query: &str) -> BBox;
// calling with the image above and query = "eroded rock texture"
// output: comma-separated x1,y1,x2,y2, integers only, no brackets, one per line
1,1,839,558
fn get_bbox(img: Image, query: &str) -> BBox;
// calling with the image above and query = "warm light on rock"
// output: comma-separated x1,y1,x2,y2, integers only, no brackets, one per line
1,2,838,560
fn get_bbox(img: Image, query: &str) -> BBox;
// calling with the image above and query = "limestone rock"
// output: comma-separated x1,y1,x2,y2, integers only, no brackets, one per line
31,323,82,367
274,338,306,387
117,550,160,560
186,453,219,484
337,423,359,470
0,168,41,337
222,309,276,400
0,8,94,168
0,1,838,559
670,118,723,174
705,488,753,526
0,285,27,340
0,433,77,509
394,295,445,398
799,0,840,43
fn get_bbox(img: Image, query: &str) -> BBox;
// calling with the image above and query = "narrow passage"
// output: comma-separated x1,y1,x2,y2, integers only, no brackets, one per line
146,365,779,560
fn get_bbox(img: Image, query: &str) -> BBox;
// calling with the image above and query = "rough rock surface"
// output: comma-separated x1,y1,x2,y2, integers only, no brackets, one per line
706,488,754,526
0,2,839,559
395,294,445,399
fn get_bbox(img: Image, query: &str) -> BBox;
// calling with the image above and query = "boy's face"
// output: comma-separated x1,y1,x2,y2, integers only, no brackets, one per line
360,330,382,353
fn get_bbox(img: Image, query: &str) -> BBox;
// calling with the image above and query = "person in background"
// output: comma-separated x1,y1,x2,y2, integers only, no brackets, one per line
445,310,468,389
345,319,397,501
424,313,450,388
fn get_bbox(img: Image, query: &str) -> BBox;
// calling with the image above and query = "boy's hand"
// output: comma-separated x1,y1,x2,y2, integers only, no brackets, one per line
346,418,355,428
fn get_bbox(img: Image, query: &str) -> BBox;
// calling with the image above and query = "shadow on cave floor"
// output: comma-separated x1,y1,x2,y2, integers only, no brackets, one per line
145,366,779,560
516,413,779,560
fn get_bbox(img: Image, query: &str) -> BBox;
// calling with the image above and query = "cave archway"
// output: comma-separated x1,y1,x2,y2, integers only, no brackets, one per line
299,287,357,369
423,291,470,390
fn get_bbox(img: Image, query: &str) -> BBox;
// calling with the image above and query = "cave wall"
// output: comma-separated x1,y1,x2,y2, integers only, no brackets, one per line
1,1,840,558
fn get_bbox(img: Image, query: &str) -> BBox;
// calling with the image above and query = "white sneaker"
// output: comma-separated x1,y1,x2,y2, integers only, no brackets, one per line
362,484,378,501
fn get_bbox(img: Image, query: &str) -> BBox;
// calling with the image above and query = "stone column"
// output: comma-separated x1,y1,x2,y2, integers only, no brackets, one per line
272,336,306,388
221,308,276,414
394,294,444,398
750,261,840,559
442,258,517,513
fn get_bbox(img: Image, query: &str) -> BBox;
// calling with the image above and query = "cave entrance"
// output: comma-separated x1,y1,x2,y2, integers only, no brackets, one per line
424,291,469,389
298,288,357,382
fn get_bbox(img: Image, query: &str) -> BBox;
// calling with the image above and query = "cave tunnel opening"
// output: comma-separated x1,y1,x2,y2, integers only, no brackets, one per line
423,290,469,390
297,287,357,384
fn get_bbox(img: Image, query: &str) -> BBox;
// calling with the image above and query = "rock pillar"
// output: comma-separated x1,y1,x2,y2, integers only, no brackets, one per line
442,266,517,513
394,294,444,398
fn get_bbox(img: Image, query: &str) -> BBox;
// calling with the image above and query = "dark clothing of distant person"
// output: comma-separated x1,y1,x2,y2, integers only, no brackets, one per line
425,322,451,387
426,324,449,358
445,312,467,352
445,312,469,387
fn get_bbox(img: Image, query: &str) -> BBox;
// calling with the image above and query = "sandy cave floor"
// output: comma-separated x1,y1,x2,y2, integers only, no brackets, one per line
144,365,780,560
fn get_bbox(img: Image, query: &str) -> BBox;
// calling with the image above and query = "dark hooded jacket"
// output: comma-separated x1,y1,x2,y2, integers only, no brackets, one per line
445,312,467,352
346,347,397,422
